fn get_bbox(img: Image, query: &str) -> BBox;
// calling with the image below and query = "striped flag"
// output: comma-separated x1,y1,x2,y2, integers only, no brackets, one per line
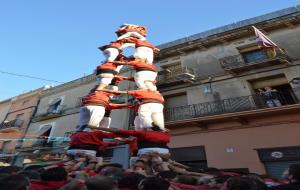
252,26,278,48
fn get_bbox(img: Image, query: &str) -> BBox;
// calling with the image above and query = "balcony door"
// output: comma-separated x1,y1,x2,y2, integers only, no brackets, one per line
250,75,298,108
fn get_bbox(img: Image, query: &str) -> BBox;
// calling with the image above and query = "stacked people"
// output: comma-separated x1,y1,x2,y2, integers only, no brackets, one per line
69,24,168,160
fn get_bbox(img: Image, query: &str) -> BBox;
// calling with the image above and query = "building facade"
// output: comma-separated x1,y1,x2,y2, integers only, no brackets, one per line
17,73,134,165
12,5,300,177
150,6,300,178
0,87,46,164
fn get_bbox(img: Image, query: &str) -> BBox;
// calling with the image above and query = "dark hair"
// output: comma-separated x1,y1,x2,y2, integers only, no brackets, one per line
215,175,232,184
85,176,117,190
40,166,68,181
226,176,267,190
0,174,30,190
175,175,198,185
102,167,125,182
97,163,123,173
139,177,170,190
0,166,22,174
119,173,145,188
19,170,41,180
24,164,45,173
157,171,177,180
289,164,300,181
0,173,9,181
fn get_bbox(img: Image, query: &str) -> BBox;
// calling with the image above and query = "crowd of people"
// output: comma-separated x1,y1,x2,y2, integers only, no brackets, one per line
0,152,299,190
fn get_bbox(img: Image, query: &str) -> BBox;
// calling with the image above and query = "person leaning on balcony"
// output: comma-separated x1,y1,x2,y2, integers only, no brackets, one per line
263,86,282,107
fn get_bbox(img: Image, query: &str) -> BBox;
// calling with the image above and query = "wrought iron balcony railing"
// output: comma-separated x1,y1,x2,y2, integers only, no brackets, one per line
219,50,290,72
157,65,195,87
0,119,24,130
164,90,299,122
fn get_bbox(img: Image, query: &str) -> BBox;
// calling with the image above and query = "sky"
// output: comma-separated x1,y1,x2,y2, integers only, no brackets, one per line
0,0,300,100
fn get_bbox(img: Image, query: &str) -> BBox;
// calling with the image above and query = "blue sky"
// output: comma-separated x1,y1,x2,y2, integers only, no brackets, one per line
0,0,299,100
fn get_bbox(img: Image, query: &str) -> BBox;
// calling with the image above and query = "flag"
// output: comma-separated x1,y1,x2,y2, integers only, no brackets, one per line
252,26,278,48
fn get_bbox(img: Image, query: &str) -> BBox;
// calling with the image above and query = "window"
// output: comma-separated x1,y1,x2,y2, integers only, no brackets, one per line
48,98,63,113
34,124,53,147
242,49,268,63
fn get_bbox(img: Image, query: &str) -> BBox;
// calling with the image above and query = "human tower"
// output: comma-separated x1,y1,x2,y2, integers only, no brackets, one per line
77,24,165,132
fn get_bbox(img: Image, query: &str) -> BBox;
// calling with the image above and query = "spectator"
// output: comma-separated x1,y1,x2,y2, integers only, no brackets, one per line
85,176,117,190
173,175,198,185
258,87,282,108
19,170,41,180
222,176,267,190
157,171,177,181
119,173,146,190
0,174,30,190
101,167,125,183
270,164,300,190
0,165,22,175
29,166,68,190
138,177,170,190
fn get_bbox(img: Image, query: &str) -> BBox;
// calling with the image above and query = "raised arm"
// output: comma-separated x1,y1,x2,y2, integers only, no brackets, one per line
97,89,128,94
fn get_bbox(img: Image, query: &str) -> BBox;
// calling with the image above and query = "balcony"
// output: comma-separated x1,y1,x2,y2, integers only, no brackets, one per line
219,50,290,73
157,65,195,88
32,105,64,122
0,119,24,130
164,90,299,123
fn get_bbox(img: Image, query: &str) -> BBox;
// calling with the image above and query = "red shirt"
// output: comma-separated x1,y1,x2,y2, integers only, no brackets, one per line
118,129,170,144
127,60,158,72
111,76,135,86
99,41,123,51
29,181,67,190
97,61,119,71
116,25,147,37
122,37,159,53
81,91,112,107
127,89,164,104
70,131,117,147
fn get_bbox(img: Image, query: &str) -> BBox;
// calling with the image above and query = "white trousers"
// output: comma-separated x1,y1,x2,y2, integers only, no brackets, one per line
97,66,123,85
134,46,154,64
103,47,119,62
99,117,111,128
138,103,164,130
79,106,105,128
134,71,157,91
103,43,135,62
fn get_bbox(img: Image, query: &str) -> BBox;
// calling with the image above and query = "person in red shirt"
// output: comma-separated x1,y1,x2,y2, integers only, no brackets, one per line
130,37,159,64
88,126,170,156
67,129,119,158
116,24,147,41
78,88,113,131
78,86,131,131
101,89,165,130
99,102,134,128
95,52,131,90
112,60,158,91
